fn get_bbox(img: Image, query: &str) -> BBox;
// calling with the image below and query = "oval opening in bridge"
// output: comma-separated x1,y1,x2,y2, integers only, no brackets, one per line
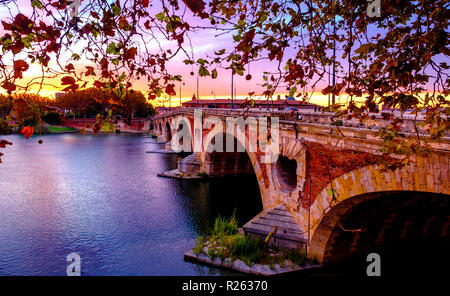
274,155,297,192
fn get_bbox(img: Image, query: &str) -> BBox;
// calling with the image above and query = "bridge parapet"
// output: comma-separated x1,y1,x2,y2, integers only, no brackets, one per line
151,107,447,138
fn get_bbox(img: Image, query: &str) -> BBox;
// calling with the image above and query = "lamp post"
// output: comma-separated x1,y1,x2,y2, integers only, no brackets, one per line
231,71,234,109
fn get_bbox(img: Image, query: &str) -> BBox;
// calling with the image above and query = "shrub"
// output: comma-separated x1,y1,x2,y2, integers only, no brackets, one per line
212,211,238,238
286,249,307,265
229,235,267,266
197,171,208,177
42,111,63,125
23,117,37,127
192,236,207,256
0,118,10,134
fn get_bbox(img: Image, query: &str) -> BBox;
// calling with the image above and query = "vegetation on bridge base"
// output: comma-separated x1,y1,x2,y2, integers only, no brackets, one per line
192,212,316,270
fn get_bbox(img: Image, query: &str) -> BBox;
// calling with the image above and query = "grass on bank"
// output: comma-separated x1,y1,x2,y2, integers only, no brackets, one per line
192,211,317,269
48,126,77,132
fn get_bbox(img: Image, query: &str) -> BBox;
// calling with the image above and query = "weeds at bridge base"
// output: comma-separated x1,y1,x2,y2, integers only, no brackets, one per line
192,212,317,270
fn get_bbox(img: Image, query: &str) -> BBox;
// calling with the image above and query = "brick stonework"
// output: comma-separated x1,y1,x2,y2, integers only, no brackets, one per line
152,108,450,263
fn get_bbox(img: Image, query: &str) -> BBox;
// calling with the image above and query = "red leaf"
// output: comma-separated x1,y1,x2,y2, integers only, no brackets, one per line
10,40,24,54
144,20,151,30
61,76,76,85
65,63,75,71
45,41,61,53
182,0,205,14
93,80,106,88
13,60,29,78
0,140,13,148
13,13,34,34
165,84,176,96
118,17,129,30
85,66,95,76
1,81,16,92
142,0,150,8
123,47,138,60
20,126,34,139
148,94,157,100
2,21,12,31
90,11,100,19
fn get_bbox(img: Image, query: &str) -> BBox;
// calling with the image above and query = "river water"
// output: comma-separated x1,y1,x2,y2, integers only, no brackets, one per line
0,134,263,276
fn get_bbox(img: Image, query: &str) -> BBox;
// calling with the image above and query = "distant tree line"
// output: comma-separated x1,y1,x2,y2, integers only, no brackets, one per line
0,89,156,134
0,93,52,134
55,88,156,119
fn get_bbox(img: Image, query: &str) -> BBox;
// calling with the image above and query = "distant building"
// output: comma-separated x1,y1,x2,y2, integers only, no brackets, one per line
182,98,320,111
55,92,65,99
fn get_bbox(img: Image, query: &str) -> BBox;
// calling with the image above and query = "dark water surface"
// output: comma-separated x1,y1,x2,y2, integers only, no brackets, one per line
0,134,262,275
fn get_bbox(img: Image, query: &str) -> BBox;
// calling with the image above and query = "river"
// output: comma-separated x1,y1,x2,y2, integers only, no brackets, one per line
0,134,263,276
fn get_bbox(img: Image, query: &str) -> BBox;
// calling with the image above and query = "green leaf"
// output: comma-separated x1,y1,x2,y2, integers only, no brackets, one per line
199,65,210,77
196,58,208,65
211,69,217,79
156,12,165,22
214,49,226,55
233,34,242,42
237,19,246,28
107,42,117,55
111,5,121,16
31,0,42,9
327,189,336,197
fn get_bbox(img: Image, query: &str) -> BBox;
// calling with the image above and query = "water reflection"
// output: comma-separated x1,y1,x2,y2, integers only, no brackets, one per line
0,134,262,275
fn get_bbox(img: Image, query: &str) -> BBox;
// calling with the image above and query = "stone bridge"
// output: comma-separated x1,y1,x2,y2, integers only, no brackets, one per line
150,107,450,265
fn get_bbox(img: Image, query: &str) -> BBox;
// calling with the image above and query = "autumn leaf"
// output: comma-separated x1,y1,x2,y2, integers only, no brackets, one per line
1,21,12,31
61,76,76,85
85,66,95,76
13,13,34,35
118,17,130,31
0,140,12,148
165,84,176,96
20,126,34,139
182,0,205,15
1,81,16,92
144,20,151,30
123,47,138,60
65,63,75,71
90,11,100,19
13,60,29,79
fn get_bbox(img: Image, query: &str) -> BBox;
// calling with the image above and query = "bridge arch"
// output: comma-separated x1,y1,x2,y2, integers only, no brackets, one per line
198,130,266,219
170,116,194,151
200,129,277,208
158,122,162,135
305,158,450,264
164,121,172,142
